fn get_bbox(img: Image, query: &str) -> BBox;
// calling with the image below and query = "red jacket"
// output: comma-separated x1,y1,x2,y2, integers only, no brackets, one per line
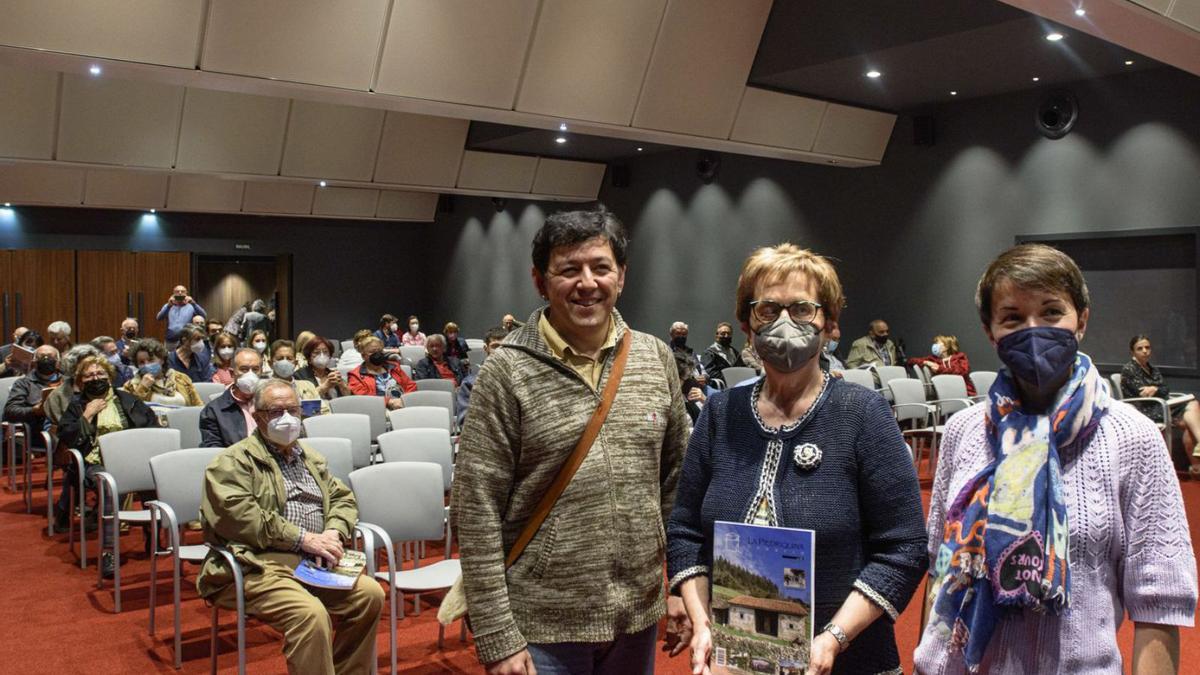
347,362,417,405
908,351,975,395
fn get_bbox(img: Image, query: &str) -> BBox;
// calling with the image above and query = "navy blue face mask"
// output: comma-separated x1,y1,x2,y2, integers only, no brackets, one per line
995,326,1079,392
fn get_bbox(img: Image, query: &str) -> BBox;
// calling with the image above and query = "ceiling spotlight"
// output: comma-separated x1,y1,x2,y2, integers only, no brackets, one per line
1032,77,1040,82
866,70,882,78
318,180,327,187
1046,32,1064,41
1074,8,1086,16
558,123,568,131
555,137,567,144
149,208,156,214
89,64,102,76
3,202,10,207
950,90,958,96
636,147,644,152
1125,59,1134,65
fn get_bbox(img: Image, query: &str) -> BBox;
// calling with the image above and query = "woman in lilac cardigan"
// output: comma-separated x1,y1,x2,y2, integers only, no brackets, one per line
915,244,1197,674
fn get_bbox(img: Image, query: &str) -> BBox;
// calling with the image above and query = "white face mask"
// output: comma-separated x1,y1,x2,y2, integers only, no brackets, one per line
389,322,399,332
264,411,301,446
931,342,943,357
252,341,267,352
235,371,259,394
218,347,235,360
272,359,296,379
190,340,206,355
310,354,330,369
409,323,419,333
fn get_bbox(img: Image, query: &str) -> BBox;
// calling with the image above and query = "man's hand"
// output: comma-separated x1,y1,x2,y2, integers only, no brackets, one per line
83,398,107,422
806,631,840,675
686,387,706,403
300,529,344,566
663,595,693,656
486,649,537,675
830,370,844,379
927,361,941,373
386,398,405,410
31,400,45,417
689,623,713,675
1140,386,1158,397
184,295,194,304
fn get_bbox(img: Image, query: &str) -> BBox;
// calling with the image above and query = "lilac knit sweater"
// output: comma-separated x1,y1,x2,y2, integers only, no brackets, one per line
914,400,1197,674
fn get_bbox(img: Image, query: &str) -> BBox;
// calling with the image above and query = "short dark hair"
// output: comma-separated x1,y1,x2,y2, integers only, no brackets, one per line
484,326,509,344
1129,334,1151,352
531,209,628,275
976,243,1089,325
302,335,335,361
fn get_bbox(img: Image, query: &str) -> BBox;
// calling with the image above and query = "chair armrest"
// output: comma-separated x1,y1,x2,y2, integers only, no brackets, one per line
145,500,180,537
93,470,118,509
1121,397,1170,427
206,544,245,614
355,521,397,582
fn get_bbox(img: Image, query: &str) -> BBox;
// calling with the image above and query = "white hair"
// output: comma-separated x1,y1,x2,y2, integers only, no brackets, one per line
48,321,72,336
670,321,688,332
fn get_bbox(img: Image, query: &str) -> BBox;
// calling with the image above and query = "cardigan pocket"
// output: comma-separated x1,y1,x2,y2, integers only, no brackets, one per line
528,515,559,580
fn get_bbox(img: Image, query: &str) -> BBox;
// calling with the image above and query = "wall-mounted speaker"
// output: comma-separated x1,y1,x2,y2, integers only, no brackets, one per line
696,153,720,184
1035,90,1079,140
913,115,936,146
610,164,631,188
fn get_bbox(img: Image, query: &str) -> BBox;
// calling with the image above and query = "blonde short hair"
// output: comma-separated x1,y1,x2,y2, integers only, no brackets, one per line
735,243,845,324
74,354,115,382
934,335,960,354
360,336,384,351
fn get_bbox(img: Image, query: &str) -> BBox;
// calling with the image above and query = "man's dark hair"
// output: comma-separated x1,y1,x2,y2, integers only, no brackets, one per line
531,210,628,275
484,326,509,344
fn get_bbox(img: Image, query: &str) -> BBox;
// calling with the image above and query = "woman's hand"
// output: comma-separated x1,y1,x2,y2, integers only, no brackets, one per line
686,387,706,404
83,398,107,422
927,360,941,373
806,631,841,675
689,623,713,675
663,596,693,656
386,397,405,410
486,649,537,675
1140,385,1158,397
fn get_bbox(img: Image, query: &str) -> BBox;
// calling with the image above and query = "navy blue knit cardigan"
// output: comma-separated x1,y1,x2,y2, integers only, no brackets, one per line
666,377,926,674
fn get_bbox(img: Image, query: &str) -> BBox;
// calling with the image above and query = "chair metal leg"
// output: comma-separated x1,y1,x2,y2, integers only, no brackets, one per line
210,604,219,675
45,454,54,536
173,533,182,669
149,510,159,633
6,424,15,492
437,622,445,650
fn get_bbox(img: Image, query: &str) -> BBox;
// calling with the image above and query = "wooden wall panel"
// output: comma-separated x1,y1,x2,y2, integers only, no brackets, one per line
57,75,184,168
76,250,135,341
375,0,539,109
134,252,191,342
281,100,385,181
176,88,290,175
9,249,76,337
516,0,668,125
201,0,389,89
0,0,205,68
196,258,277,331
373,112,468,187
0,66,59,160
632,0,772,139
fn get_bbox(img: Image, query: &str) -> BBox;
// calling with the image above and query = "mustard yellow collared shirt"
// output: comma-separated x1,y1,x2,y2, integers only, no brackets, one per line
538,311,617,391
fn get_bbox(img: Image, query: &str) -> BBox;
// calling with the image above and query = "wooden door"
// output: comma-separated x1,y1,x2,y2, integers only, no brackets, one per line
8,249,77,338
134,252,191,343
76,250,135,342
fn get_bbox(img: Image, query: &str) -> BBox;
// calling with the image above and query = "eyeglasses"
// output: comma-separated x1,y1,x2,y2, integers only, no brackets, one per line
260,406,301,419
749,299,822,324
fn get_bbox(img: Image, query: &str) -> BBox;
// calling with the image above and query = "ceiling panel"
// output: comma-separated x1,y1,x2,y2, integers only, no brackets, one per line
83,169,168,208
729,88,827,151
456,151,538,193
176,88,290,175
1168,0,1200,31
201,0,389,90
376,0,539,109
241,181,315,215
281,100,385,181
0,164,85,205
1129,0,1172,13
374,112,469,187
376,190,439,221
312,186,380,217
811,103,896,161
57,75,184,168
0,66,59,160
167,174,245,212
531,158,606,198
516,0,668,125
0,0,205,68
632,0,772,139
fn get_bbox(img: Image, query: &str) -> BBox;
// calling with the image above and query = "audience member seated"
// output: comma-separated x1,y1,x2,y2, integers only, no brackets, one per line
297,336,350,401
156,284,206,348
412,334,467,385
500,313,522,332
239,299,271,345
205,318,224,342
673,351,704,424
908,334,975,395
200,348,262,448
336,329,373,372
845,318,900,369
43,344,99,432
373,314,401,350
2,345,63,452
268,340,328,415
248,329,270,372
820,324,846,376
1122,334,1200,474
668,321,706,377
401,315,426,346
293,330,316,368
197,379,384,674
167,324,216,385
348,336,416,410
741,339,762,374
90,336,134,386
701,321,745,386
0,326,29,361
0,328,41,377
456,327,506,427
58,355,158,577
114,317,139,362
123,338,203,407
47,320,73,355
210,332,239,385
443,322,470,361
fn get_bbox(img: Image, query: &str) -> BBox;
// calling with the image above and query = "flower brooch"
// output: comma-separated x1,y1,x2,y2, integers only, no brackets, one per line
793,442,822,471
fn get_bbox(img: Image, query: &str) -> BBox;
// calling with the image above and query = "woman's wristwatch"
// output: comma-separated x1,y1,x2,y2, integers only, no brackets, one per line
821,622,849,652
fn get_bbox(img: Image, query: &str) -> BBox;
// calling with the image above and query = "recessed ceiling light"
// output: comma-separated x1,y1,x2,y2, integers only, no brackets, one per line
555,137,567,144
89,64,102,76
1074,8,1086,16
149,208,156,214
636,147,643,152
1046,32,1064,41
827,159,839,164
1125,59,1134,65
558,123,568,131
318,180,327,187
1032,77,1040,82
3,202,10,207
950,90,958,96
866,70,882,79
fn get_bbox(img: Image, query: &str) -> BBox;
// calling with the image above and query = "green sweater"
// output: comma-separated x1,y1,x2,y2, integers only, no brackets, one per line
450,308,690,664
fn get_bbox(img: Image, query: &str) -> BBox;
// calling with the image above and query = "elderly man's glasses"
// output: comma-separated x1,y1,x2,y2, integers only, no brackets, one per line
260,406,301,420
750,300,822,324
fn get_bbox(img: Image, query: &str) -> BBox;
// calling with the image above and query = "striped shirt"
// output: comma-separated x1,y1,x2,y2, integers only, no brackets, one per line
273,445,325,550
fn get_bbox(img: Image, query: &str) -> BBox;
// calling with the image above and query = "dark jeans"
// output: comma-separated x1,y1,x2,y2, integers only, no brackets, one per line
525,623,657,675
58,461,114,546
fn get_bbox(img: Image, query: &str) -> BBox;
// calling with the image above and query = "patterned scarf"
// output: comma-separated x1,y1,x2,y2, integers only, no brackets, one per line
928,352,1109,671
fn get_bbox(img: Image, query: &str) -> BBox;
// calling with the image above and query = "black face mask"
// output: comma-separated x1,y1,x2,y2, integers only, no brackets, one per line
716,336,732,348
123,330,137,340
873,334,889,345
368,352,388,367
671,336,688,349
35,358,58,375
83,379,110,399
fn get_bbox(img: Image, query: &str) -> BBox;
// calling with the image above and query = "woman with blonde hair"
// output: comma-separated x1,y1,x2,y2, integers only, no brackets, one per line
908,334,975,395
667,243,926,674
123,337,203,407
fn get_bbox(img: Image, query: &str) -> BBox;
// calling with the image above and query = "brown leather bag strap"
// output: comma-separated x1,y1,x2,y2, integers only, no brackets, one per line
504,329,632,568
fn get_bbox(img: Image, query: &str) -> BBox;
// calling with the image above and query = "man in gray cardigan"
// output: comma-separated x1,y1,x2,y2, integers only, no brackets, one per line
451,210,690,675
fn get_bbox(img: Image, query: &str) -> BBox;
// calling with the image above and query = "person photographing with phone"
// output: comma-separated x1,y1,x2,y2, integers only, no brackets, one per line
156,284,207,350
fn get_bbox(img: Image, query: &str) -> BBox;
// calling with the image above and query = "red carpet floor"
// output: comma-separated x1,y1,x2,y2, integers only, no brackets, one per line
1,459,1197,674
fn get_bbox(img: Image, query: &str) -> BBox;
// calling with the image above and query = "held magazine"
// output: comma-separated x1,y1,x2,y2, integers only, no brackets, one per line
711,521,814,675
294,549,367,590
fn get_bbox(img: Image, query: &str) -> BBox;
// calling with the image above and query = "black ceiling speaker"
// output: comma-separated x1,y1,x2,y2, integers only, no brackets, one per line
1035,90,1079,140
491,197,507,212
610,163,631,188
696,152,721,184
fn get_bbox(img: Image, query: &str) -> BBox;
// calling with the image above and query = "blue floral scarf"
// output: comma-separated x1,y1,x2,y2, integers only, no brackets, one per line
928,352,1109,671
